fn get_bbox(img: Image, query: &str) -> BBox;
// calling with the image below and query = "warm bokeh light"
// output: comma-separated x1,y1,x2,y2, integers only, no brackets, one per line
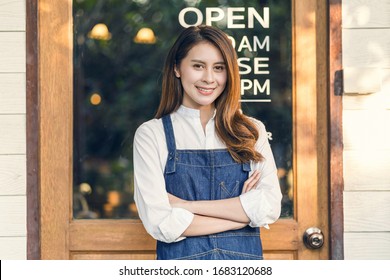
107,191,121,207
134,27,157,44
90,93,102,105
79,182,92,194
88,23,112,40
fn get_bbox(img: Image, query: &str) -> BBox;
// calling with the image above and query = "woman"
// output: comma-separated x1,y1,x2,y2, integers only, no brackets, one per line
133,25,282,260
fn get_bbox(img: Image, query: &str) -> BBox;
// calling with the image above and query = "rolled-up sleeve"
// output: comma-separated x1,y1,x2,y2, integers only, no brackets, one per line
133,122,194,243
239,120,282,228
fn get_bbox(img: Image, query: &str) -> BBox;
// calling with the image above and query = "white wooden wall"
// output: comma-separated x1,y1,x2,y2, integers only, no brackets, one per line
342,0,390,259
0,0,26,259
1,0,389,260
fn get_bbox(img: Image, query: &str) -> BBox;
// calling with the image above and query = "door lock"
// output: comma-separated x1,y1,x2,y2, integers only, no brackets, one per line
303,227,324,249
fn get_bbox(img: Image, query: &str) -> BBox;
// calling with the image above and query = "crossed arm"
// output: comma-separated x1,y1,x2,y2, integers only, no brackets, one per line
168,170,261,237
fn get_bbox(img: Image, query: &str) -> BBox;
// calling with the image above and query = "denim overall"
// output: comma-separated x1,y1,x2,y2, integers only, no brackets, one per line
156,115,263,260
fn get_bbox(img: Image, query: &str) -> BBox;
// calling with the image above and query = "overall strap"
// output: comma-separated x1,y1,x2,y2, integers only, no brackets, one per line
242,162,251,172
162,115,176,174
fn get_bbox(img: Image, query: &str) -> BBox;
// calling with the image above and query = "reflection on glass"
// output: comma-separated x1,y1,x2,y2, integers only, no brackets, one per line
88,23,112,40
133,27,157,44
73,0,293,219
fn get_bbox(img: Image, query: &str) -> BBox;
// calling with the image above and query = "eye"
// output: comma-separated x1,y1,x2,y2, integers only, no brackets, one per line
193,63,204,70
214,65,226,72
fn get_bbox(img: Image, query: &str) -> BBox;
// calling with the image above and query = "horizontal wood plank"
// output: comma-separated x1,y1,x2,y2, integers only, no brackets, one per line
69,219,299,254
261,219,299,250
0,73,26,114
343,0,390,28
344,191,390,231
0,155,26,195
344,150,390,191
71,251,296,260
0,0,25,31
69,220,156,251
0,115,25,154
0,196,26,236
263,251,295,260
0,32,25,73
0,237,26,259
344,232,390,259
343,110,390,151
71,252,156,260
343,67,382,94
343,29,390,68
343,69,390,110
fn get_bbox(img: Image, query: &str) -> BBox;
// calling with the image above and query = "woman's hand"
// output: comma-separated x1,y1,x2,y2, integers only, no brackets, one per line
242,170,261,194
168,170,260,208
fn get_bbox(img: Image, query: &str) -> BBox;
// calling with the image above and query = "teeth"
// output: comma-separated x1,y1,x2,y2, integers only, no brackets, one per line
198,87,213,93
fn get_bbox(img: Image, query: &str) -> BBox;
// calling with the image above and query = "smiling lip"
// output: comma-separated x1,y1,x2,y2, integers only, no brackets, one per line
196,86,215,95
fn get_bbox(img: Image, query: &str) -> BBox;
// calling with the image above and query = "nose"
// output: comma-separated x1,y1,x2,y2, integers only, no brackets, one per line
202,68,215,84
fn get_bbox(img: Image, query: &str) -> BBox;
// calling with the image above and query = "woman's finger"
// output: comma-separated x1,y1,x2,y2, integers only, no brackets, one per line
242,170,261,193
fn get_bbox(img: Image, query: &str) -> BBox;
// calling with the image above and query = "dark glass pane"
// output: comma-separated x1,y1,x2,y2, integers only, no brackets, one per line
73,0,292,219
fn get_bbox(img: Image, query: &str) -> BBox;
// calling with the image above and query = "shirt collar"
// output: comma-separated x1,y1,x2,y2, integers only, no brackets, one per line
177,105,217,119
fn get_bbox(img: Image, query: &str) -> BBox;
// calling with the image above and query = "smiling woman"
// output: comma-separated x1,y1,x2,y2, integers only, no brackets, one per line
174,42,227,115
133,25,282,260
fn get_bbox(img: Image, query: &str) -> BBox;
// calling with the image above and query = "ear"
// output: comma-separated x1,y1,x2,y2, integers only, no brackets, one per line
174,65,180,78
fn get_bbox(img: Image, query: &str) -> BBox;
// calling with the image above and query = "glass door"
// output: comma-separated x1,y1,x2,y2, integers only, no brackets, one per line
72,0,293,221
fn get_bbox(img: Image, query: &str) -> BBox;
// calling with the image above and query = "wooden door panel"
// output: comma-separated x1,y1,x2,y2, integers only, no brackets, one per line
264,252,296,260
71,253,156,260
69,220,299,259
262,220,299,251
69,221,155,252
38,0,329,260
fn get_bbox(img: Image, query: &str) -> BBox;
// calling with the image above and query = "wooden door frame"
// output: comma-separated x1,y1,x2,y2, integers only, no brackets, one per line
26,0,344,259
292,0,330,260
34,0,73,259
328,0,344,260
26,0,40,260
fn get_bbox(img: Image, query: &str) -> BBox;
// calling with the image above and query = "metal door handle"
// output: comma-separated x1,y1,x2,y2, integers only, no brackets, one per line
303,227,324,249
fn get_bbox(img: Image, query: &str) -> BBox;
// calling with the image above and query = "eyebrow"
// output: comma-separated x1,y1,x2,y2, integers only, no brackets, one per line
191,59,225,65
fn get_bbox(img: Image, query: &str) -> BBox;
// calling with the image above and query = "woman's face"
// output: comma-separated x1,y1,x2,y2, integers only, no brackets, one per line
175,42,227,111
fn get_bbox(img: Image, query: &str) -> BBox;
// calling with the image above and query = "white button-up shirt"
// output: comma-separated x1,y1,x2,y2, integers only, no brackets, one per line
133,105,282,243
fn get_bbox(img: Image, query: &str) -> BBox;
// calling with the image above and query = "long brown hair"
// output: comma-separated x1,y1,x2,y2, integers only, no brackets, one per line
155,25,263,163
